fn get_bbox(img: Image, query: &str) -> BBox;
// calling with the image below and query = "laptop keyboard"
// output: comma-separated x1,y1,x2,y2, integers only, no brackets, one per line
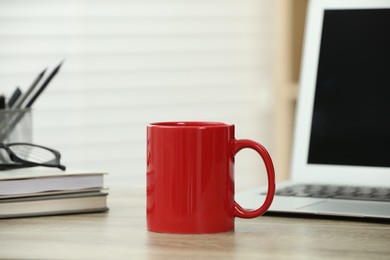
272,184,390,202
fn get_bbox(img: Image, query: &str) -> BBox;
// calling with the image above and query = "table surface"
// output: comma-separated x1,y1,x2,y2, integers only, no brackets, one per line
1,187,389,260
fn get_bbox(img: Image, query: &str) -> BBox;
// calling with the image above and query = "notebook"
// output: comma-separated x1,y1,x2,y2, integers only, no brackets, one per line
237,0,390,219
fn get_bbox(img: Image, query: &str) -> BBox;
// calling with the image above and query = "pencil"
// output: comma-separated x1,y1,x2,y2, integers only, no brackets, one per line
12,68,47,109
25,61,64,108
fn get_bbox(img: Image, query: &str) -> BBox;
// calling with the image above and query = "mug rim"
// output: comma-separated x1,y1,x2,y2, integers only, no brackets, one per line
149,121,233,128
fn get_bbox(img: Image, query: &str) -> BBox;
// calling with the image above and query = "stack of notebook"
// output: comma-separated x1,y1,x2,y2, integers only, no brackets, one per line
0,167,108,218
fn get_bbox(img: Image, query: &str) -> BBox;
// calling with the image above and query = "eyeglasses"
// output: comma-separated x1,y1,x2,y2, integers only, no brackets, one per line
0,142,66,171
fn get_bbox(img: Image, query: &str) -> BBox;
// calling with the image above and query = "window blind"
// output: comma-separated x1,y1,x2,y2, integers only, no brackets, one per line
0,0,274,189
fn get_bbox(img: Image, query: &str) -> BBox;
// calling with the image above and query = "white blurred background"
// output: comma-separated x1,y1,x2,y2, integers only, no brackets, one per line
0,0,276,191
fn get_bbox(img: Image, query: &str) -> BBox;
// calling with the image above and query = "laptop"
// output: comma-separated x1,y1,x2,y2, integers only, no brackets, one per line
237,0,390,219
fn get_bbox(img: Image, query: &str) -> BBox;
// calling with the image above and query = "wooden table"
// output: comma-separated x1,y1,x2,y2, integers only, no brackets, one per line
1,187,389,259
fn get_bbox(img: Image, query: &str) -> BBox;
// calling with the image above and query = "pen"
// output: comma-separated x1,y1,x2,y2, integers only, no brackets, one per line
0,95,5,142
13,68,47,109
25,61,64,108
0,95,5,109
7,87,22,108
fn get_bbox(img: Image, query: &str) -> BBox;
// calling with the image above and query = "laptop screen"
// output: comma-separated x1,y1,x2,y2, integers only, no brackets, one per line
308,9,390,167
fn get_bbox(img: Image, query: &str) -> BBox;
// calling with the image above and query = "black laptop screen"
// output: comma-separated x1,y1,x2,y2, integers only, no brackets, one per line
308,9,390,167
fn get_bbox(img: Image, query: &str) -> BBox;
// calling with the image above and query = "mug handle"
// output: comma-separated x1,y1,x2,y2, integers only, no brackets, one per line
233,139,275,218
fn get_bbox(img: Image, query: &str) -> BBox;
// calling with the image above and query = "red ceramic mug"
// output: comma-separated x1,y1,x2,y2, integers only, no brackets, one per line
146,122,275,233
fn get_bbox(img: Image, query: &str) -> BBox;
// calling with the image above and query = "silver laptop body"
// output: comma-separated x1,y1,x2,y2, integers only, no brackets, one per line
237,0,390,219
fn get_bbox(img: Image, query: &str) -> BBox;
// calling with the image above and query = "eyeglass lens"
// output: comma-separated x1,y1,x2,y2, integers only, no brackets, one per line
7,144,58,165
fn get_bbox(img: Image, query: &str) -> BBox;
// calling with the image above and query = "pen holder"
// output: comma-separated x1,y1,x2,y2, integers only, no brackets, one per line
0,108,32,144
